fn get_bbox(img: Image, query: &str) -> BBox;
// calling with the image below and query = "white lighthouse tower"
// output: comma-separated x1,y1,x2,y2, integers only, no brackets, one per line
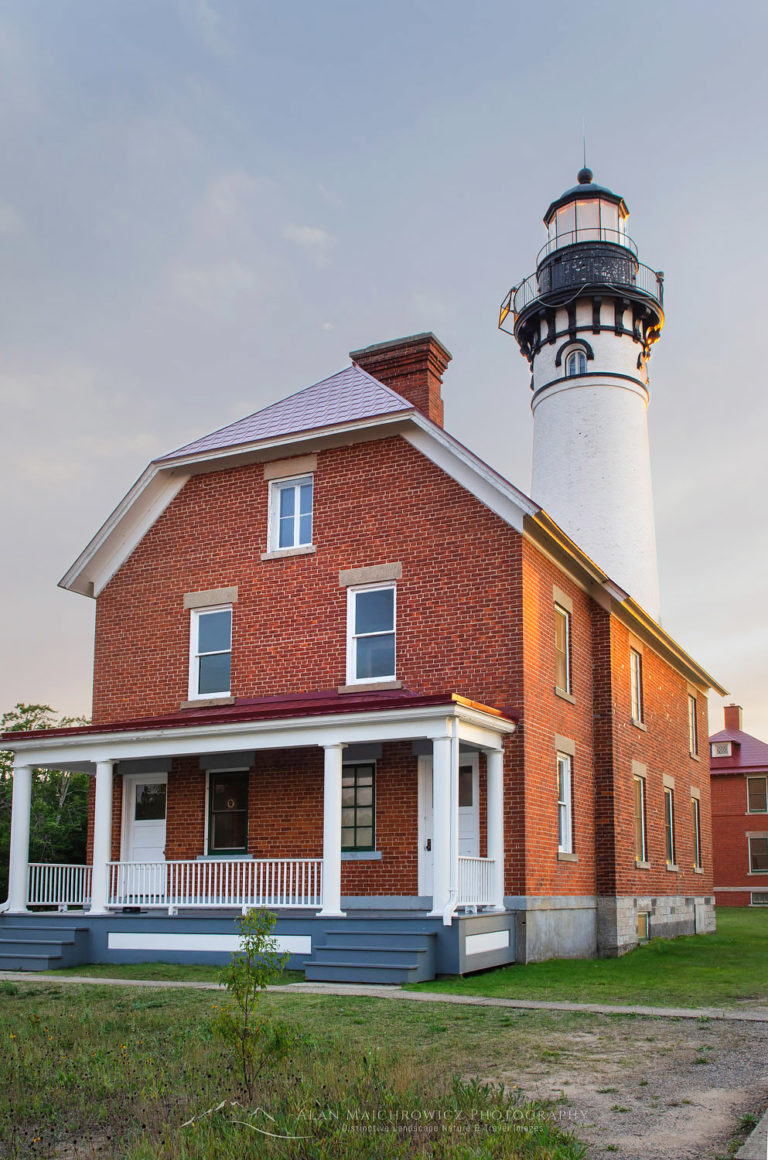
500,169,665,620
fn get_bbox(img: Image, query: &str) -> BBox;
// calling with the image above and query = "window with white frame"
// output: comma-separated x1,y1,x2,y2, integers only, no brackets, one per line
189,606,232,699
688,694,698,756
749,836,768,874
691,795,702,870
634,774,647,863
630,647,644,724
557,752,573,854
208,770,248,853
554,604,571,694
747,776,768,813
664,786,676,867
269,475,313,551
565,348,587,377
347,584,396,683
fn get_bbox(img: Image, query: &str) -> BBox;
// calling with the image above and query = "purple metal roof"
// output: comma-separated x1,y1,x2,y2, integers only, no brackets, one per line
709,727,768,773
1,689,518,743
159,364,414,461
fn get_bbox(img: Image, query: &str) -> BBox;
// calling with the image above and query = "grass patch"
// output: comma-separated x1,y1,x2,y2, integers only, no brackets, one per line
39,961,304,984
406,909,768,1008
0,982,589,1159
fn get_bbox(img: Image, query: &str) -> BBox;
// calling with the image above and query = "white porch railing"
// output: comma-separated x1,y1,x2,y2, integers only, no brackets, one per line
457,856,496,907
27,863,92,909
107,858,323,910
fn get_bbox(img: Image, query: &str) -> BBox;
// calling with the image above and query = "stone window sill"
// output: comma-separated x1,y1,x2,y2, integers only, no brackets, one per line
554,687,576,705
338,680,402,694
631,718,647,732
666,863,679,872
635,860,651,870
261,545,316,562
689,753,701,762
342,851,382,861
694,866,704,874
181,696,235,709
557,851,578,863
196,853,252,861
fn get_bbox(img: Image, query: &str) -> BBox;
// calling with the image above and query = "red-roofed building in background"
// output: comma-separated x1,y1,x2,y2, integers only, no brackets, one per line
0,173,727,979
710,705,768,906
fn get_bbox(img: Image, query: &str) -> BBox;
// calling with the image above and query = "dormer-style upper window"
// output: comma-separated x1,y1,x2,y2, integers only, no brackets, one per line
269,475,313,551
565,349,587,377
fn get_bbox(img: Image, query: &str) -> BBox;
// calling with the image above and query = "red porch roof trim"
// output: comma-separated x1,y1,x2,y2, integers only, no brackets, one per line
1,689,519,745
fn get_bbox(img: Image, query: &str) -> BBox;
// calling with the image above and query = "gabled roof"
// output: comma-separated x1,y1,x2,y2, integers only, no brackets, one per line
160,365,413,461
709,727,768,773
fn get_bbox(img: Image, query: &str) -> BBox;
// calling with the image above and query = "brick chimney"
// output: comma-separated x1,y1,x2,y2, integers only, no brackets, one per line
349,333,452,428
724,703,743,731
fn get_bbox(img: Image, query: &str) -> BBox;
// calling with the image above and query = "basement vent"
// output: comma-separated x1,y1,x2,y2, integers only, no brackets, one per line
711,741,732,757
637,912,650,941
751,893,768,907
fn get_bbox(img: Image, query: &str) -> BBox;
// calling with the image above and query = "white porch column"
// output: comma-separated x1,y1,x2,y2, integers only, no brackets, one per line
429,734,452,916
319,743,345,917
89,760,115,916
6,762,33,912
485,746,505,911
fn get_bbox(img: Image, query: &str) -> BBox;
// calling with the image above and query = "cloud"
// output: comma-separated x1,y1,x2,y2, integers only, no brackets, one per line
281,224,335,266
170,259,261,314
176,0,233,56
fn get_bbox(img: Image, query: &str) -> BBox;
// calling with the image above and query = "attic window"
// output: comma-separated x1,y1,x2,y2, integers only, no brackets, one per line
269,475,313,551
711,741,732,758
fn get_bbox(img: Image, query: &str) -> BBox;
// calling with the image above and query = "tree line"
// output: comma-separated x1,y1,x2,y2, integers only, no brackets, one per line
0,704,89,901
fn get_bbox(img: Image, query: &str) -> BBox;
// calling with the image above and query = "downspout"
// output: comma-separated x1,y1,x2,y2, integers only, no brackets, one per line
442,717,460,927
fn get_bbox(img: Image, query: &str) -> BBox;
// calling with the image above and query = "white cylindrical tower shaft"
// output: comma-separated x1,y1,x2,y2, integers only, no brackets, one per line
501,169,665,620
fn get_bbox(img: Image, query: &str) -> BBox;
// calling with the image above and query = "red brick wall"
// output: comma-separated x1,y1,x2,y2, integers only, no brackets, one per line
596,616,713,898
92,436,523,722
711,771,768,905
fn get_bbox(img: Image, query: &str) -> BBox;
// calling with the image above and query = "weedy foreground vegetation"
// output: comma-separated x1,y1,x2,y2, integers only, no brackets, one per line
0,979,588,1159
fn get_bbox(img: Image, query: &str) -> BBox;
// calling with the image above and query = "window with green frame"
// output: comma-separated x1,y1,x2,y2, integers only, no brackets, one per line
342,763,375,850
208,771,249,854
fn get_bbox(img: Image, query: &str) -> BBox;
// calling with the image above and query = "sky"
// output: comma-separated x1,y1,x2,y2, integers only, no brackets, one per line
0,0,766,740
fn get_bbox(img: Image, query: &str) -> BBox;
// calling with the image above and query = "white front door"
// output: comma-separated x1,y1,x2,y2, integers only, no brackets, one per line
124,775,167,863
418,754,479,896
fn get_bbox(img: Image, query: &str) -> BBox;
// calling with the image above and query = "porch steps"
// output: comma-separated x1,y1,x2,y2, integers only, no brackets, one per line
0,923,90,971
304,925,437,984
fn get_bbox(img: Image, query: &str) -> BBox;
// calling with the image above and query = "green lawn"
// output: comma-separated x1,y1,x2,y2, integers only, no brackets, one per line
0,980,589,1159
40,961,304,985
408,908,768,1008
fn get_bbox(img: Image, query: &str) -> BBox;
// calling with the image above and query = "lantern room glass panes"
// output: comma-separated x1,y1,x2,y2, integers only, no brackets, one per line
545,196,631,254
209,771,248,853
191,607,232,698
341,764,375,850
576,199,599,242
349,585,396,681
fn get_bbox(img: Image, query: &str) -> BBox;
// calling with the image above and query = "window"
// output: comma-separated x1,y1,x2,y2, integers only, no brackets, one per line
554,604,571,694
634,775,647,863
747,777,768,813
208,771,248,853
189,606,232,699
711,740,732,758
664,786,676,867
691,796,702,870
134,783,166,821
752,892,768,906
342,763,375,850
688,694,698,756
749,837,768,874
347,584,396,683
557,753,573,854
565,348,587,377
269,475,313,550
630,648,644,724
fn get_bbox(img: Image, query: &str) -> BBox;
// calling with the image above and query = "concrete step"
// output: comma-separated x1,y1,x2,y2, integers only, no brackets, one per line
311,946,430,968
0,926,82,944
0,953,63,971
0,939,76,956
322,929,436,950
304,960,425,985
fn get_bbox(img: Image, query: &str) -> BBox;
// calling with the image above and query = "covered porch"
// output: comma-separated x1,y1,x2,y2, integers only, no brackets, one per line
2,691,517,979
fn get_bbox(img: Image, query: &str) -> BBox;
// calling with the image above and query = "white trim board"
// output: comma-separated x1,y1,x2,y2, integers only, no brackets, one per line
107,932,311,955
465,929,510,956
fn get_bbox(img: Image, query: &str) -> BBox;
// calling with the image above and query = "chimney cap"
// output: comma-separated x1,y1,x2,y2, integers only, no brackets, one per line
349,332,452,364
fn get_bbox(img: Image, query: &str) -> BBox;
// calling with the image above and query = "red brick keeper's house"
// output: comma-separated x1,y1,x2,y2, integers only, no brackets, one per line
710,704,768,907
0,333,724,979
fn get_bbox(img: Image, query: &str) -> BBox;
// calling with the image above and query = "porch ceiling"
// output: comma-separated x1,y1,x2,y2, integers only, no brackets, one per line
2,689,518,770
